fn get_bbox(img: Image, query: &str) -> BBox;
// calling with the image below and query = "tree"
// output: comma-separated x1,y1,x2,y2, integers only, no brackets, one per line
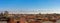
0,12,4,16
4,11,9,18
0,12,4,18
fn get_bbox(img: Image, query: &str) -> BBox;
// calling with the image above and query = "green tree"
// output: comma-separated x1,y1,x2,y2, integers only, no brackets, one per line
4,11,9,18
0,12,3,16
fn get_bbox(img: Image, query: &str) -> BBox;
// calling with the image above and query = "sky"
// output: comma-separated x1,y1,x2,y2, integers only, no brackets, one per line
0,0,60,14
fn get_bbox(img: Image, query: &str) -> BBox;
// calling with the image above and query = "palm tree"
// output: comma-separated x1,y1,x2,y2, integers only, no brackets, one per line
4,11,9,18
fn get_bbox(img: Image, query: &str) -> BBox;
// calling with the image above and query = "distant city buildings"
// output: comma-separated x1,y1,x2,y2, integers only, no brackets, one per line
0,11,60,23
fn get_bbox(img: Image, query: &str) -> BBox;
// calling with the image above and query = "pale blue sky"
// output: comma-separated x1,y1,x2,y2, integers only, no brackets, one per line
0,0,60,14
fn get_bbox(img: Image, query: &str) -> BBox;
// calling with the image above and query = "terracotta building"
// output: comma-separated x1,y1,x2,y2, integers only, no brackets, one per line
8,16,26,23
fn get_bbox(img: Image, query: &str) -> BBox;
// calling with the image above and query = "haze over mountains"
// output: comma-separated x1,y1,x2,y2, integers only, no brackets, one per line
0,9,60,14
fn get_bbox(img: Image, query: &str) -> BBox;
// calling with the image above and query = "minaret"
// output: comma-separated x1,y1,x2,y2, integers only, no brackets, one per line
9,17,15,23
20,15,26,23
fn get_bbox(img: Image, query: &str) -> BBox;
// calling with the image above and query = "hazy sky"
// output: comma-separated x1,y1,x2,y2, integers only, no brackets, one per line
0,0,60,14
